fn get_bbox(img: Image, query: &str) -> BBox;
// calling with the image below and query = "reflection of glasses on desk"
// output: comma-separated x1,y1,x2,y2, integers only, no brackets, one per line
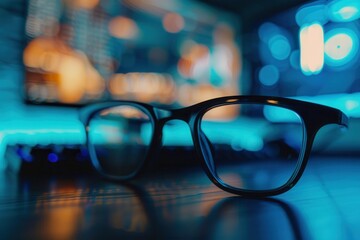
80,96,348,197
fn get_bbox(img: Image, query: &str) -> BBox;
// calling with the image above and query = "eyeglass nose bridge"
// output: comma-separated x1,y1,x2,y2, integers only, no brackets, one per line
154,107,201,148
153,106,215,169
154,107,194,126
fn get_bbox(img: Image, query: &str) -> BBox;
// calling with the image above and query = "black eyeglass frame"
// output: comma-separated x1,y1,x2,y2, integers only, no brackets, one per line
80,95,348,197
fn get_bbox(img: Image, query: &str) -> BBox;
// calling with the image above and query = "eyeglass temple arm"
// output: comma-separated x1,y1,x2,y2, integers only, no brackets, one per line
339,112,349,128
303,106,349,130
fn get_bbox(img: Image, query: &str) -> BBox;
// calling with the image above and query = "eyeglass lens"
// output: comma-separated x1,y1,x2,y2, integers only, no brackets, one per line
88,105,153,177
200,103,305,191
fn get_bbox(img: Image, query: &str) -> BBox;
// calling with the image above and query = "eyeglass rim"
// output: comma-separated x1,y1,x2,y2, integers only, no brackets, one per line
81,101,159,180
79,95,348,197
191,97,347,197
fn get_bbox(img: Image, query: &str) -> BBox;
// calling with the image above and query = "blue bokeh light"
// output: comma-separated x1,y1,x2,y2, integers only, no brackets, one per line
16,147,33,163
258,22,280,43
258,22,293,66
324,28,359,67
296,3,328,26
328,0,360,22
268,34,291,60
48,153,59,163
259,65,280,86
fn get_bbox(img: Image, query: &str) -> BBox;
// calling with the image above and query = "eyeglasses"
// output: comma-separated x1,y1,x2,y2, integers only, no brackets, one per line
80,95,348,197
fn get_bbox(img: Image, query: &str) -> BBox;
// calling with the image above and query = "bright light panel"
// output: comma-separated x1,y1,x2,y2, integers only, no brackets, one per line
300,23,324,75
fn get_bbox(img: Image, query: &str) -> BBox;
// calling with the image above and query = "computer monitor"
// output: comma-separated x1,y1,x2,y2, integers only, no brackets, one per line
23,0,242,109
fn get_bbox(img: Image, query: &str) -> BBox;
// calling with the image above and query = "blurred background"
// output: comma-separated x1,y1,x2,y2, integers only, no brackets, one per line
0,0,359,173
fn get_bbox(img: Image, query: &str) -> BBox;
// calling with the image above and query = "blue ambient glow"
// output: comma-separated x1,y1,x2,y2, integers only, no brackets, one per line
328,0,360,22
89,120,153,145
201,119,265,152
299,23,324,75
263,106,301,123
0,106,85,171
259,65,279,86
230,134,264,152
345,99,359,112
324,28,359,67
162,120,192,146
296,93,360,118
0,121,85,146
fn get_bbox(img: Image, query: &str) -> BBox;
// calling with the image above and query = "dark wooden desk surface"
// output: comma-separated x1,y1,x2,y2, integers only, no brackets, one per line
0,156,359,240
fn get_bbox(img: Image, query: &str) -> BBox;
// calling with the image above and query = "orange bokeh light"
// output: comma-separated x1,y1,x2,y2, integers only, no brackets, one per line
177,43,209,78
109,72,176,104
108,16,138,39
162,12,184,33
23,37,105,103
65,0,100,9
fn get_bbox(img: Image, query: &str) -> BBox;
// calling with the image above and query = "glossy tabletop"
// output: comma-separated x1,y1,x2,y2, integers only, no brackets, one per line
0,155,360,240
